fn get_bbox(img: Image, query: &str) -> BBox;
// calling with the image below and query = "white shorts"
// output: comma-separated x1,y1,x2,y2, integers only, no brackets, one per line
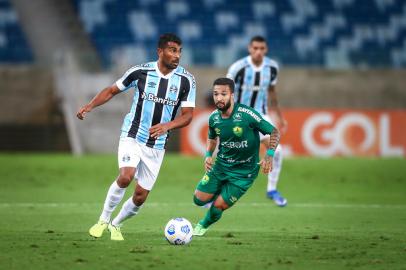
118,137,165,190
260,114,275,141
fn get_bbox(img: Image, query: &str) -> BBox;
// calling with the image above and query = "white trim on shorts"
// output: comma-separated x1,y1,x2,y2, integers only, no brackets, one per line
118,137,165,191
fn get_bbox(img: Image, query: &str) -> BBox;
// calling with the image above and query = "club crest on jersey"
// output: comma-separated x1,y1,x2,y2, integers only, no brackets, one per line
215,128,221,135
122,154,131,162
200,175,210,185
233,113,242,122
233,126,243,137
169,84,178,94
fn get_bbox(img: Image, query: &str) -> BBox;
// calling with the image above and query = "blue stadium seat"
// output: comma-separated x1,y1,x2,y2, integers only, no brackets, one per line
73,0,406,68
0,0,33,63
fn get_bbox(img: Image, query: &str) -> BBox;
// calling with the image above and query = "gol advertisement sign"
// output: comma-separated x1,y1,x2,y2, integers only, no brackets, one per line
180,109,406,157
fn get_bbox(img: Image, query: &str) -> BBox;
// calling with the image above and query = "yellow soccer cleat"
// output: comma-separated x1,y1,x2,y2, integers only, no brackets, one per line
108,224,124,241
193,223,208,236
89,220,108,238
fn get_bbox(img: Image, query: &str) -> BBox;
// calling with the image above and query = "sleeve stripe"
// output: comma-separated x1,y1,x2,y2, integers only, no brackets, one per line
181,101,195,107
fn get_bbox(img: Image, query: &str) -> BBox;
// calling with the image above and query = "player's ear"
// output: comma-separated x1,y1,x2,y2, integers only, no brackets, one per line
157,47,163,58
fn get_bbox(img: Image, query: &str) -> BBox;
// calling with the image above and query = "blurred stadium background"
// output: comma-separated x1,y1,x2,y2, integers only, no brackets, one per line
1,1,406,269
1,0,405,156
0,0,405,156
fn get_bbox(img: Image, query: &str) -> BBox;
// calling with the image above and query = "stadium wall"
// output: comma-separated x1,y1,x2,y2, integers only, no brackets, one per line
0,66,70,151
1,66,405,154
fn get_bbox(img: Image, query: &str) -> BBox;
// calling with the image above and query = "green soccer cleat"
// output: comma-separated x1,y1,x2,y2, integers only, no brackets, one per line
193,223,208,236
108,223,124,241
89,220,108,238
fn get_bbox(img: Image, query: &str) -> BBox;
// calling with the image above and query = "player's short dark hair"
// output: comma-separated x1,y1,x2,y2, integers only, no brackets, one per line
250,35,267,44
213,77,235,93
158,33,182,49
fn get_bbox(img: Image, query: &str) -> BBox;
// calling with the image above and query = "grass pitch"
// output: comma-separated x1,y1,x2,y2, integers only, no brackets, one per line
0,153,405,270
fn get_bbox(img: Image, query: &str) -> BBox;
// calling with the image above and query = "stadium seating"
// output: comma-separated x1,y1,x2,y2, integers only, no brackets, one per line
70,0,406,68
0,0,33,63
3,0,406,68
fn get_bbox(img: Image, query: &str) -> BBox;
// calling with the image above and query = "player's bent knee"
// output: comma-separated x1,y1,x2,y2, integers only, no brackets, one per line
213,199,230,210
117,174,132,188
193,195,208,206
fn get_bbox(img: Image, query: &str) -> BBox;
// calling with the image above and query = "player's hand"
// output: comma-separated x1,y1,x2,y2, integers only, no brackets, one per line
149,123,169,139
258,155,273,174
76,105,92,120
205,157,213,172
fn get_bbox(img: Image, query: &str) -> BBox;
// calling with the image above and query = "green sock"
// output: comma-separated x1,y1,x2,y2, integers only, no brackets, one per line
200,205,223,228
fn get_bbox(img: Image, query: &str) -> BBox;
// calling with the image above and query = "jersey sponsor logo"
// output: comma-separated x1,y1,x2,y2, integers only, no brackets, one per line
233,113,242,122
233,126,243,137
180,69,196,89
221,140,248,149
220,155,253,164
200,174,210,185
213,114,221,124
141,92,178,106
242,85,261,92
148,81,157,88
135,63,153,68
237,107,261,122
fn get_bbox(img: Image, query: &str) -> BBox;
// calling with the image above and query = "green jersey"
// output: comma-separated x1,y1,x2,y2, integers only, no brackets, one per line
208,103,275,179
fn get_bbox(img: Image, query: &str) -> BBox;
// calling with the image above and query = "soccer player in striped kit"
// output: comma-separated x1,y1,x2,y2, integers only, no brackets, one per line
77,33,196,240
227,36,287,207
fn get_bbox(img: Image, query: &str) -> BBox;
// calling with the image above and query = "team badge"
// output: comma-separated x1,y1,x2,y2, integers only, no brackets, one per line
233,126,243,137
169,84,178,94
215,128,221,135
122,154,131,162
200,175,210,185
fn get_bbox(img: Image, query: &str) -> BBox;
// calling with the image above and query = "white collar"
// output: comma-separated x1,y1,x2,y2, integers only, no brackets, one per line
154,61,177,79
248,56,265,72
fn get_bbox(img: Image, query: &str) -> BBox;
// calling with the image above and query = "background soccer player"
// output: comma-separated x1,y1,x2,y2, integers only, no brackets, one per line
76,33,196,241
227,36,287,206
192,77,280,236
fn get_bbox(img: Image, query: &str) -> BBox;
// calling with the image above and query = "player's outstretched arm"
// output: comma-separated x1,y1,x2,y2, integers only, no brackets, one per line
76,84,121,120
259,128,280,174
269,85,287,134
149,107,193,138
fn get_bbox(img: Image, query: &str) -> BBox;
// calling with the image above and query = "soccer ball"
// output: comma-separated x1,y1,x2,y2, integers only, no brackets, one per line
164,217,193,245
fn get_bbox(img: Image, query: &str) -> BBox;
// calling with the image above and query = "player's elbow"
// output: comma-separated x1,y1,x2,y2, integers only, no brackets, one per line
183,111,193,126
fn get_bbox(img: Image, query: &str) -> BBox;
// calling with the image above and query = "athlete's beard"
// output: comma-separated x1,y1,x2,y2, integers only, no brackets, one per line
215,100,232,112
163,59,179,70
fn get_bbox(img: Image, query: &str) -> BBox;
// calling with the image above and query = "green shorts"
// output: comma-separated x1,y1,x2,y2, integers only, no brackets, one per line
196,165,257,206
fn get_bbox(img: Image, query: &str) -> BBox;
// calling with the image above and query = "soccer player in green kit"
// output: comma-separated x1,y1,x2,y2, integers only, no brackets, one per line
193,77,280,236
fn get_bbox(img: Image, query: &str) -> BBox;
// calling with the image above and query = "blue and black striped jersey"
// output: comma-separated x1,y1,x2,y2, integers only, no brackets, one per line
116,61,196,150
227,56,278,116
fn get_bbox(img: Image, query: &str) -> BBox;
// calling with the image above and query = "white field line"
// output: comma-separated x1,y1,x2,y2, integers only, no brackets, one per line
0,202,406,209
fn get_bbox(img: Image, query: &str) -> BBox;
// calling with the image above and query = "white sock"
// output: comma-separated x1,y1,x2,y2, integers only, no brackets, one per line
111,197,142,226
267,145,283,192
99,181,126,223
